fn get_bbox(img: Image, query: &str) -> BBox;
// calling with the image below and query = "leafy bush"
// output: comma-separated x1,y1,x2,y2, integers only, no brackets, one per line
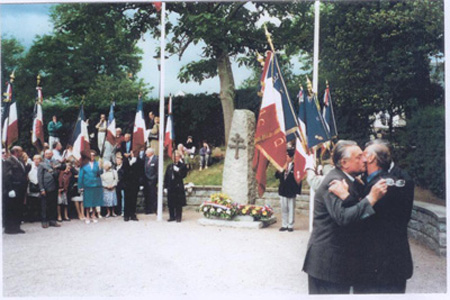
398,106,445,199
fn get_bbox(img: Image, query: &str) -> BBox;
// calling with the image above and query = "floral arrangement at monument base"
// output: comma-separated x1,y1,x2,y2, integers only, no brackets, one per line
237,204,274,221
198,193,238,220
198,193,275,222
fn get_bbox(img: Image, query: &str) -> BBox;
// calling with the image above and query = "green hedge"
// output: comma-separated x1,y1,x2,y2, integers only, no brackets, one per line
398,106,445,199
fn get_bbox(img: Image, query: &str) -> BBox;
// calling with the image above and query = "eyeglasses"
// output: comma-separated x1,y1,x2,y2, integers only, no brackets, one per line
385,178,405,187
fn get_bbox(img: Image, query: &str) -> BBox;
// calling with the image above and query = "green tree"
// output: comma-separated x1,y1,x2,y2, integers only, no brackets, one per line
19,3,146,103
164,2,267,143
1,37,25,85
318,1,444,141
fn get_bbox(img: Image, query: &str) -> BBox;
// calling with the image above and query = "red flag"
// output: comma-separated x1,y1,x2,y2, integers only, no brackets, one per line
2,81,18,149
153,2,162,12
253,51,289,197
71,105,91,162
293,87,316,184
132,94,147,155
253,148,269,197
32,102,45,152
106,102,116,145
164,95,174,158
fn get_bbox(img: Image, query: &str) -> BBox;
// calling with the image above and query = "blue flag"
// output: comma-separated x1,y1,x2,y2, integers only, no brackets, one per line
298,88,330,148
322,84,338,138
269,54,298,142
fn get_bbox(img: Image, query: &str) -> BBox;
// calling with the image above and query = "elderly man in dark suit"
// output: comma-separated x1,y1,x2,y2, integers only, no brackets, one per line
123,151,143,221
143,147,158,214
164,150,188,222
302,140,388,294
330,141,414,293
119,133,133,159
2,146,30,234
38,149,62,228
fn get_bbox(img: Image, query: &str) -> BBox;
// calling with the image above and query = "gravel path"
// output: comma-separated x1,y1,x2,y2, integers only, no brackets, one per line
2,210,447,297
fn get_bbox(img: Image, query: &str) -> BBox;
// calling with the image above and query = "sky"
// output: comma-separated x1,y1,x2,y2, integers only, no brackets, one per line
0,2,256,98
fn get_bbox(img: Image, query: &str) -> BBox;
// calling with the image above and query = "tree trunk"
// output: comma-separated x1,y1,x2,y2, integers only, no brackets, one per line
216,48,235,145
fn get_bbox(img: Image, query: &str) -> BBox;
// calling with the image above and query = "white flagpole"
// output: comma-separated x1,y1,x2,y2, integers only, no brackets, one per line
310,0,321,233
157,2,166,221
313,0,320,94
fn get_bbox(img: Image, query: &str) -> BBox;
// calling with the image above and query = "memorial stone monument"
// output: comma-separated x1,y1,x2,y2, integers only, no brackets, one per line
222,109,256,205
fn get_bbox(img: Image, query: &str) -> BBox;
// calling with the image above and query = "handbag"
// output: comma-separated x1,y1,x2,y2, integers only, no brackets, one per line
29,182,40,193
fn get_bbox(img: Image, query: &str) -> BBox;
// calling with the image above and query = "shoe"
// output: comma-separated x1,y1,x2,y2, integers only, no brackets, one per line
42,222,49,229
63,218,71,222
131,216,139,221
176,219,181,223
98,215,103,219
50,222,61,227
92,219,98,223
85,219,91,224
288,228,294,232
57,219,62,223
167,218,176,222
279,227,288,232
105,214,110,218
4,229,25,234
124,217,130,222
112,213,117,217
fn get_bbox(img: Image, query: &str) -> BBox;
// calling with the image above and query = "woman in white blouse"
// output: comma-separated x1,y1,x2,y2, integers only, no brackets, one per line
100,161,118,218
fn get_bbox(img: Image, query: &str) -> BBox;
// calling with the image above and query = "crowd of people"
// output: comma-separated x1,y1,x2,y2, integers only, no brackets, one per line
2,111,213,234
3,109,415,294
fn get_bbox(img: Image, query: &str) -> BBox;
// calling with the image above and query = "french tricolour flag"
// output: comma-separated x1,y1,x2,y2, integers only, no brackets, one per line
294,87,316,184
106,101,116,146
2,81,18,149
253,51,289,196
164,95,174,158
132,94,147,154
322,83,338,138
71,105,91,161
32,86,45,152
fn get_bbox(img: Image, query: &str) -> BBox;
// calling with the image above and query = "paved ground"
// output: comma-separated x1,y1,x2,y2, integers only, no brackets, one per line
2,210,447,298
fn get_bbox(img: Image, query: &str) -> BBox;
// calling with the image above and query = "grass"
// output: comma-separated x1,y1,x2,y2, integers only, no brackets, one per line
185,160,224,186
181,158,280,188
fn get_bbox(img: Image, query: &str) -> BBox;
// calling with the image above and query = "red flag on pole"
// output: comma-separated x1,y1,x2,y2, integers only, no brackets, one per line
71,105,91,162
164,95,174,158
132,94,147,155
153,2,162,12
293,87,316,184
2,78,18,149
106,102,116,145
253,51,289,197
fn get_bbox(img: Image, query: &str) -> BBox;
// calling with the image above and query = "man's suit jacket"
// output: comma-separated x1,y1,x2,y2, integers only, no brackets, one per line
3,155,29,196
120,140,133,156
38,159,59,192
275,163,301,198
164,160,188,207
123,157,144,189
357,170,413,285
144,155,158,184
302,168,376,285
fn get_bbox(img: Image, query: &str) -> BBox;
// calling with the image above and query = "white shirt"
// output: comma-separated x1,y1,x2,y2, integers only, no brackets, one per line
28,164,39,184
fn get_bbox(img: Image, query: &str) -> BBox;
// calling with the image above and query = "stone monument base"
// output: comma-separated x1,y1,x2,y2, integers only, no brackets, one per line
197,216,277,229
